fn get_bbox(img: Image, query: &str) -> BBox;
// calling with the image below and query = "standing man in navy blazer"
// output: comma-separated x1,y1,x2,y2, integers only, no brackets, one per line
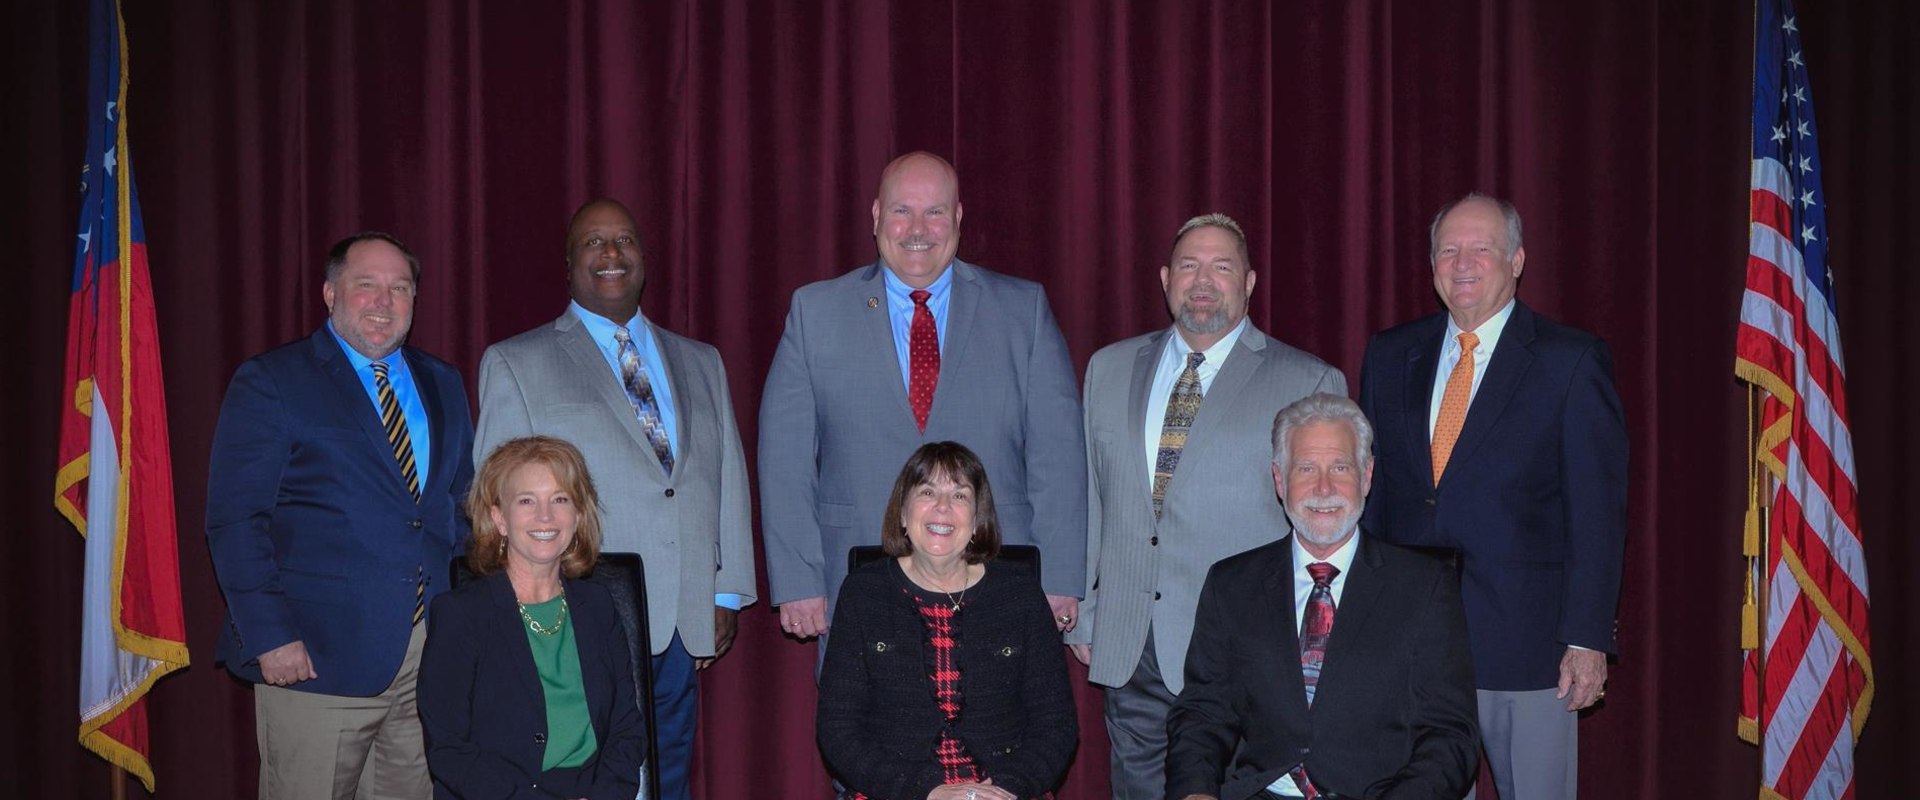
761,151,1087,640
207,232,476,800
1358,194,1627,799
475,199,758,800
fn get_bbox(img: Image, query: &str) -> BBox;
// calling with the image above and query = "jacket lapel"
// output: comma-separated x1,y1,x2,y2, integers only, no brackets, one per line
554,313,669,479
1264,541,1312,733
854,263,919,429
1314,535,1385,701
1126,330,1166,509
651,323,695,481
1401,319,1444,487
1442,302,1537,484
403,347,449,503
487,574,544,700
311,329,411,500
935,260,980,393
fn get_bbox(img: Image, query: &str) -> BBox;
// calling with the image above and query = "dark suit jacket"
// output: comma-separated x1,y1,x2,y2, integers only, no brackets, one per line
817,558,1077,799
1165,535,1477,800
207,328,475,696
418,573,646,800
1357,301,1628,690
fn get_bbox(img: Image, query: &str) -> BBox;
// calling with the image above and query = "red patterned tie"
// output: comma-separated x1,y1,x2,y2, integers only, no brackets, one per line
1292,561,1340,798
908,289,940,431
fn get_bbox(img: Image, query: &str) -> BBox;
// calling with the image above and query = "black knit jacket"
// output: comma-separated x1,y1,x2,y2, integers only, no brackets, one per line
817,557,1078,799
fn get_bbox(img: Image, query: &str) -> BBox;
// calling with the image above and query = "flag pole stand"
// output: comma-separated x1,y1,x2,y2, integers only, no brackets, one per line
109,763,127,800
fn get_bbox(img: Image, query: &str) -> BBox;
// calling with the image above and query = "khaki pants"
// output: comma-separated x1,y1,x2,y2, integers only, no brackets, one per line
255,623,430,800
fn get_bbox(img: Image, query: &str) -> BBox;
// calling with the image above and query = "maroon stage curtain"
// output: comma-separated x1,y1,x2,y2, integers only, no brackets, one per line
3,1,1914,798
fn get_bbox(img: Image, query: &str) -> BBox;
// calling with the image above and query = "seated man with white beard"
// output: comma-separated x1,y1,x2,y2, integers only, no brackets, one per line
1165,394,1479,800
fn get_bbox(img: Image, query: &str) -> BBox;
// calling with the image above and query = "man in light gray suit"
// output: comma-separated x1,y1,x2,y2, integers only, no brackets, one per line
474,198,757,800
761,151,1087,640
1065,213,1346,798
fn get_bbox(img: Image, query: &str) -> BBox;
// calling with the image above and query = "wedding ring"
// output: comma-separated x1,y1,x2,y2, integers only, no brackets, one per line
1058,615,1072,624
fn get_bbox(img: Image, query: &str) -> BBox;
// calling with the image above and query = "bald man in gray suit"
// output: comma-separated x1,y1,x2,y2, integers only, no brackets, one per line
1066,214,1346,798
760,152,1087,641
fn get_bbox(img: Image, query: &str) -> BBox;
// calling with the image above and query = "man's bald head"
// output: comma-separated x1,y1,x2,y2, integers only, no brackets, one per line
872,152,964,288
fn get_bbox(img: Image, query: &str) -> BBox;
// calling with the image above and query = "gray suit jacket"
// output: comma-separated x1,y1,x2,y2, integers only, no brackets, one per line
759,260,1087,613
1068,324,1344,693
474,310,757,656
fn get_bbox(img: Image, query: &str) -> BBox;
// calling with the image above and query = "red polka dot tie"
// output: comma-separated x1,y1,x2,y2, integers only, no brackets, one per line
908,289,940,432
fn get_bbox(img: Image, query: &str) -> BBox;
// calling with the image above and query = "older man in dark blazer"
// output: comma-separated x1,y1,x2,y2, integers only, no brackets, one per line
1359,194,1627,800
207,233,475,799
1167,393,1477,800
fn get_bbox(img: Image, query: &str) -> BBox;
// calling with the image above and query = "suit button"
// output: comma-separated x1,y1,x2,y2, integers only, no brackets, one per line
1150,536,1159,546
533,732,546,744
1154,591,1162,600
1424,497,1436,506
410,519,424,528
663,488,675,498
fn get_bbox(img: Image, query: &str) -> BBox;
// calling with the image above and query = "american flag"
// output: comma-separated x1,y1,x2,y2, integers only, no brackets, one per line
1735,1,1873,799
55,0,190,790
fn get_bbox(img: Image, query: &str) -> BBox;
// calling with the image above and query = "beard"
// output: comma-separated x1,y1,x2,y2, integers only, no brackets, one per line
1285,499,1363,549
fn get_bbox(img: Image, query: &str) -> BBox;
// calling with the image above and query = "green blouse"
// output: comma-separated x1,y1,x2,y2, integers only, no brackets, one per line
520,594,597,770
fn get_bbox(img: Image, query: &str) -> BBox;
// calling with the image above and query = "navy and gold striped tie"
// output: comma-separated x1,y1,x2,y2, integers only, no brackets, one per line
371,361,426,623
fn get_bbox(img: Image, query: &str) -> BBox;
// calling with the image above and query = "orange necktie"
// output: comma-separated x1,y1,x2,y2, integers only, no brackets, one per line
1430,331,1479,483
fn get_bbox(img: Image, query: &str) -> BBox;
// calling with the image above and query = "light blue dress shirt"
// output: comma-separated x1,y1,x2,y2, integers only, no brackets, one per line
882,264,953,390
328,321,431,492
569,301,680,452
566,301,742,612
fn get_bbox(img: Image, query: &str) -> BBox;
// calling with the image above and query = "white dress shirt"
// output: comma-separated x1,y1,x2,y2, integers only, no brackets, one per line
1269,530,1361,797
1142,317,1250,488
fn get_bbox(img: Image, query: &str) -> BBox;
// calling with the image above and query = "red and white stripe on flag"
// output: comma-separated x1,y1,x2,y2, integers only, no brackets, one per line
1735,2,1872,800
55,0,190,791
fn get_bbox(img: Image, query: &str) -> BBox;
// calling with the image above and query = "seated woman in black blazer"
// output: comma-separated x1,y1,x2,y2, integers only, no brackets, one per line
817,441,1077,800
418,436,645,799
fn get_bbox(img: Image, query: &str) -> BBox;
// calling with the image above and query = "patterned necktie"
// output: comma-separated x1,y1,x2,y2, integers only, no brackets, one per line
371,361,421,502
1293,560,1340,799
613,326,675,476
908,289,940,432
1430,331,1480,484
1152,352,1206,519
371,361,427,624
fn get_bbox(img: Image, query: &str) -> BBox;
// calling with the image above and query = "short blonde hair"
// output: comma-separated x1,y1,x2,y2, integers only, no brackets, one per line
465,436,603,578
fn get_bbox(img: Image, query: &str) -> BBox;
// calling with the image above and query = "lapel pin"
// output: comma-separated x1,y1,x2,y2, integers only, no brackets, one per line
866,297,879,309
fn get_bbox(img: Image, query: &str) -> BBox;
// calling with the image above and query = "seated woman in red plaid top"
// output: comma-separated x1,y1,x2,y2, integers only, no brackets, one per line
818,442,1078,800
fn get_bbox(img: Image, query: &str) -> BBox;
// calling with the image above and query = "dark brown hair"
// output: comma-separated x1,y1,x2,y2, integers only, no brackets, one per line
878,441,1000,564
465,436,603,578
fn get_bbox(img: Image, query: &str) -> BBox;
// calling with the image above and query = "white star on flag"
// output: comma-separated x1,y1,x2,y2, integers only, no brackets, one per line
1788,50,1805,68
1800,224,1817,244
105,147,117,175
1771,125,1788,143
1800,188,1816,207
1797,120,1812,138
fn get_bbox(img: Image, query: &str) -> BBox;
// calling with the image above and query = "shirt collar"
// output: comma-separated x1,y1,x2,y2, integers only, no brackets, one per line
882,261,955,305
1168,316,1250,365
568,299,647,341
1443,297,1517,353
326,320,402,373
1291,527,1360,578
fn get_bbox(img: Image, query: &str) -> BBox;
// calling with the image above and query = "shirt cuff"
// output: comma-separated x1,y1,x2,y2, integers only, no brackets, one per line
715,593,745,611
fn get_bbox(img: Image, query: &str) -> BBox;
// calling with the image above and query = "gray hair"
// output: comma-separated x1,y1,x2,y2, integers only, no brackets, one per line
1271,393,1375,472
1171,212,1250,265
1428,193,1524,262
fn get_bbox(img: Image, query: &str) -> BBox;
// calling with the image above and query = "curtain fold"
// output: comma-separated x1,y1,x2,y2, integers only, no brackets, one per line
4,1,1914,798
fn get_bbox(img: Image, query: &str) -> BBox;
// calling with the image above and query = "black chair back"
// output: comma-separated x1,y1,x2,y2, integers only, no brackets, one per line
848,543,1040,573
450,552,657,800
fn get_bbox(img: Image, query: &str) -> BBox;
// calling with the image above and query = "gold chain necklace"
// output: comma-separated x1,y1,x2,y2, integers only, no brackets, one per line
518,593,569,636
911,563,972,612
